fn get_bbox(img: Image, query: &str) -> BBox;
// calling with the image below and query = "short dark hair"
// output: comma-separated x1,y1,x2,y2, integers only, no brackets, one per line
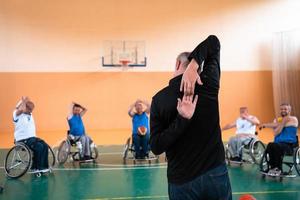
240,107,248,111
73,104,81,109
177,52,191,68
280,103,291,107
280,103,291,111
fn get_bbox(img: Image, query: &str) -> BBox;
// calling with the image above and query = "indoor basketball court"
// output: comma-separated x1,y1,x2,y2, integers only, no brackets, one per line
0,0,300,200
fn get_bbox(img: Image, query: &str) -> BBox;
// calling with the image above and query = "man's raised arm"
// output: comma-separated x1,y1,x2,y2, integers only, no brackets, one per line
181,35,220,95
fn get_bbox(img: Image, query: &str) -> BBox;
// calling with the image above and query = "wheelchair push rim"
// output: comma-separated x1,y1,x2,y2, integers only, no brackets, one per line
91,146,99,160
48,145,56,167
260,151,270,173
294,147,300,176
4,143,32,179
57,140,70,164
250,140,265,164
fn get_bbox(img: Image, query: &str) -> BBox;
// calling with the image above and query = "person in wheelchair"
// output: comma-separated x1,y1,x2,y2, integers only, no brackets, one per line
222,107,260,162
13,96,49,172
260,103,298,176
67,102,93,161
128,99,150,159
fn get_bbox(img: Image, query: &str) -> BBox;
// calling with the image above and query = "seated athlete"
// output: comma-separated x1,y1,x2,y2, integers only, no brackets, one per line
67,102,93,160
128,99,150,159
260,103,298,175
13,96,49,172
222,107,260,161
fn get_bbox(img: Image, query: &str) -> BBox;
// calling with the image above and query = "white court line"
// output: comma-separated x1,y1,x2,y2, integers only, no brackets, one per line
0,161,167,169
98,152,123,155
94,163,167,167
0,166,167,171
52,165,167,171
0,165,167,170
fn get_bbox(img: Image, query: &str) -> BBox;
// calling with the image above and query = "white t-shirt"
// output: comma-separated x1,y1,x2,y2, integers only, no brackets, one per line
236,116,256,135
13,110,36,142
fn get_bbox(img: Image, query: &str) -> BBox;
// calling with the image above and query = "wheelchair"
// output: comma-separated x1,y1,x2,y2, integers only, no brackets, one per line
225,133,265,166
123,136,159,164
4,142,55,178
260,136,300,181
57,132,98,164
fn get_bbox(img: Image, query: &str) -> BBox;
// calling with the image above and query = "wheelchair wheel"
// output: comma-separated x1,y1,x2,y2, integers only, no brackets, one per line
4,143,31,178
293,147,300,176
250,140,265,164
224,145,232,165
48,145,56,167
123,138,130,161
57,140,70,164
260,151,270,173
91,145,99,160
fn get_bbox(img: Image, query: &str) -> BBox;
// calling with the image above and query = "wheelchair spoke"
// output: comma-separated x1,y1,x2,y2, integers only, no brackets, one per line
294,147,300,176
8,162,23,170
57,140,70,164
250,141,265,164
10,151,17,168
5,144,31,178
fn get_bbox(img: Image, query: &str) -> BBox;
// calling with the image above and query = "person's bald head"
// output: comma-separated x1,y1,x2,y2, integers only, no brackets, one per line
174,52,190,77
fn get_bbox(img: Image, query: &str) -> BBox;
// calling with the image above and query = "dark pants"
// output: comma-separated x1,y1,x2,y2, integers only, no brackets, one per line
20,137,49,170
133,134,150,159
168,163,232,200
265,142,295,170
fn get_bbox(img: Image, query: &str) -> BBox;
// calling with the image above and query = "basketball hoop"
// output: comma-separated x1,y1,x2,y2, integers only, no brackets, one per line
119,60,131,67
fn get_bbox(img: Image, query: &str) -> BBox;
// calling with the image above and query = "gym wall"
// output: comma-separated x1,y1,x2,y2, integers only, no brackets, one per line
1,0,298,147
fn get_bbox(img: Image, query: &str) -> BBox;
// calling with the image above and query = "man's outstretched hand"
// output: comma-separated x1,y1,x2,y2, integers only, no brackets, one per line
177,94,198,119
180,59,203,95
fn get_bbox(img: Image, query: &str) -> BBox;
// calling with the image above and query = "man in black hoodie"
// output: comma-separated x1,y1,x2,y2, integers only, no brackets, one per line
150,35,232,200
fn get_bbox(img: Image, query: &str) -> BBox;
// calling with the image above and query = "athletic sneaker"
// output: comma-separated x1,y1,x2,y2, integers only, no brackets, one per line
268,168,282,176
29,169,41,174
31,169,49,173
40,168,50,173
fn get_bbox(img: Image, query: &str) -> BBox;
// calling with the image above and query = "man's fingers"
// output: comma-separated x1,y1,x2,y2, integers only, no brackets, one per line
180,79,184,92
190,84,195,96
183,95,187,102
197,76,203,85
193,95,198,105
184,82,191,96
188,95,192,102
185,81,189,95
177,98,181,108
182,94,194,103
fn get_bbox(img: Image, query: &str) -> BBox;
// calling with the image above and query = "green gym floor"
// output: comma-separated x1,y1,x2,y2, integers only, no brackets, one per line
0,146,300,200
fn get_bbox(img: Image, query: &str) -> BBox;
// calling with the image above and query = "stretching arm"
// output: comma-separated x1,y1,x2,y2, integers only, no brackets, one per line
222,122,236,131
15,97,28,116
181,35,221,95
150,99,190,155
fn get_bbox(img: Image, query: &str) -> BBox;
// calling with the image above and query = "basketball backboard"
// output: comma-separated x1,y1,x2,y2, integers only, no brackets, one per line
102,40,146,67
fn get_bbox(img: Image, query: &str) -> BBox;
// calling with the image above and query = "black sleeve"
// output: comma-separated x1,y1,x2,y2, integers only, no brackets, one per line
150,98,190,155
189,35,221,93
188,35,220,68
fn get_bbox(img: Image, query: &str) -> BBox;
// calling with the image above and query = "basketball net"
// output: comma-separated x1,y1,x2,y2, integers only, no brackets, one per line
119,60,131,71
